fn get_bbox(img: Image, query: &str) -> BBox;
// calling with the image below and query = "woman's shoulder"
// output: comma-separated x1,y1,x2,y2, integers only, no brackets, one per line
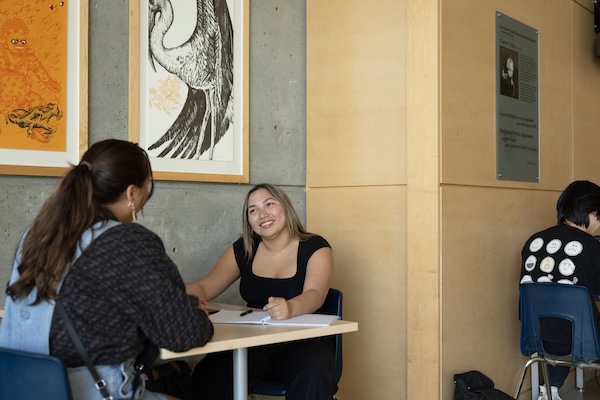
77,223,170,273
99,222,162,246
232,235,247,260
300,234,331,250
106,221,153,233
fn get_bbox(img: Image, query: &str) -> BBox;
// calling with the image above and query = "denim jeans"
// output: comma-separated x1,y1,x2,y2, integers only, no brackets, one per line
68,358,165,400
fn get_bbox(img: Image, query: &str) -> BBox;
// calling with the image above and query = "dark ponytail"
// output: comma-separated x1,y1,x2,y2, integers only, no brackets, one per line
7,140,153,302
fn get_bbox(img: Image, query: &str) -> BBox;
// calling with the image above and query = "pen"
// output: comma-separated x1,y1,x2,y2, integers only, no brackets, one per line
240,309,253,317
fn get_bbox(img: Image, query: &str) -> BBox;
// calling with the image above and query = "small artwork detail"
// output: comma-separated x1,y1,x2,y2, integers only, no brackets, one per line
499,46,518,99
0,1,68,152
148,75,184,116
5,103,63,143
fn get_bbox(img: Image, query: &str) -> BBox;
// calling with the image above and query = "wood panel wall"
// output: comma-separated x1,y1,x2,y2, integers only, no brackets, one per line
306,1,407,398
306,0,600,399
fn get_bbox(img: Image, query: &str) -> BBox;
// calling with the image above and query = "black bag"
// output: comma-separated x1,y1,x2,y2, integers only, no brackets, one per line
135,341,161,373
454,370,515,400
132,341,160,395
143,361,194,400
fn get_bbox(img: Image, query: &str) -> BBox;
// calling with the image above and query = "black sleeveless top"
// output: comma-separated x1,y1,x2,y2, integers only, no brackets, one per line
233,235,331,309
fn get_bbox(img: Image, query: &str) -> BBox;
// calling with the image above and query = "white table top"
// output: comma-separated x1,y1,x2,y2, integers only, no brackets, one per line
0,304,358,360
160,302,358,360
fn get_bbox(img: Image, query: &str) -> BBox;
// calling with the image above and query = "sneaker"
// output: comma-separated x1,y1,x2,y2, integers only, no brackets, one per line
550,386,562,400
537,385,563,400
537,385,547,400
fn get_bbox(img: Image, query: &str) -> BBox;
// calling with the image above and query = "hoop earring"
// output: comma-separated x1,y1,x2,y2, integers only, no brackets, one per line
128,201,137,222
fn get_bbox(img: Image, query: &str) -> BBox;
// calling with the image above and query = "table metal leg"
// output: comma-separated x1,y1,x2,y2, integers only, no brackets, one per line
233,347,248,400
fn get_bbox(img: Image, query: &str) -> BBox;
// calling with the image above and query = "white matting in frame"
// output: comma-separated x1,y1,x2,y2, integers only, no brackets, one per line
129,0,249,183
0,0,88,177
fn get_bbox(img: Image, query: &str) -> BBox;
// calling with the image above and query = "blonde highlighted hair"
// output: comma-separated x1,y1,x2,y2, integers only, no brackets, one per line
241,183,314,259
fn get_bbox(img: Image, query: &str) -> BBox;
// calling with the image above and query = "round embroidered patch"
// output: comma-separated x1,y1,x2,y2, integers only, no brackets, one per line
546,239,562,254
524,255,536,272
558,258,576,276
529,237,544,252
564,241,583,256
540,256,555,273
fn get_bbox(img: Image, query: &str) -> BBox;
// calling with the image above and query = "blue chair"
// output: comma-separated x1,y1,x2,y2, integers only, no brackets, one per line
250,288,344,399
0,346,73,400
514,283,600,399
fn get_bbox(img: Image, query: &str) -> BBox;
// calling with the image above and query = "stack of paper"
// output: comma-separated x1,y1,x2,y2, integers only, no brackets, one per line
209,309,340,327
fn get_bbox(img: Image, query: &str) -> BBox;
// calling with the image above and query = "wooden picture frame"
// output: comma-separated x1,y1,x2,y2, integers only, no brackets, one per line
0,0,88,177
129,0,249,183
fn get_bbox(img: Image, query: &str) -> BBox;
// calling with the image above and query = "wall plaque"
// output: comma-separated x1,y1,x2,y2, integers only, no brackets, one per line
496,12,539,182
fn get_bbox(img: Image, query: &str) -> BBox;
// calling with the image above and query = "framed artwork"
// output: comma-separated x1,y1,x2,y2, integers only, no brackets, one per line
0,0,88,177
129,0,249,183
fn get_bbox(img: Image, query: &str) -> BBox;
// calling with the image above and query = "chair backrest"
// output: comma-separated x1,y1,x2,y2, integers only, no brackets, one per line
316,287,343,383
519,283,600,364
0,346,73,400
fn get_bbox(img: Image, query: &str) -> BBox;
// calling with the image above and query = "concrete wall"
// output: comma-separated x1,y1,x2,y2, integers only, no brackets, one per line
0,0,308,305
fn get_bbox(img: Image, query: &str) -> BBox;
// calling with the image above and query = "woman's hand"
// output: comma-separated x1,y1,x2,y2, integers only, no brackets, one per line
197,297,209,315
263,296,291,320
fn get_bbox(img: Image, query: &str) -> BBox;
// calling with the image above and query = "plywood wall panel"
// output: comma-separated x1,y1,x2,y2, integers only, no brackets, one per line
441,185,558,399
306,186,406,399
308,0,598,398
307,0,407,187
441,1,573,188
573,3,600,181
406,0,442,398
535,2,574,186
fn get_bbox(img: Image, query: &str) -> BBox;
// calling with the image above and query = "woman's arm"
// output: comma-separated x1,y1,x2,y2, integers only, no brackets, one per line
264,246,333,320
186,245,241,302
100,225,214,352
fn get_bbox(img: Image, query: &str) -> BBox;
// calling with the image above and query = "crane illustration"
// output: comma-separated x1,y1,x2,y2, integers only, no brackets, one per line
147,0,233,160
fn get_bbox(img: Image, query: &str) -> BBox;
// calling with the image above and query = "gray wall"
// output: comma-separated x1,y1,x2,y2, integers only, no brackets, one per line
0,0,306,306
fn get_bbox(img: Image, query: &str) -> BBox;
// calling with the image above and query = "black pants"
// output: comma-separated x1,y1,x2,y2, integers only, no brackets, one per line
191,337,336,400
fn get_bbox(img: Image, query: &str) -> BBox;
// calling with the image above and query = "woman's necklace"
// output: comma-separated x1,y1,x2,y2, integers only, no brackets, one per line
265,241,292,259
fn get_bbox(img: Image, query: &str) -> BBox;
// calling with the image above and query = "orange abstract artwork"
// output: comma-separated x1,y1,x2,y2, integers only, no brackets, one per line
0,0,68,152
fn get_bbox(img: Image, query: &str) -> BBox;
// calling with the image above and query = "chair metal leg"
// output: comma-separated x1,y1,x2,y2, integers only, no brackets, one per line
514,363,529,398
531,356,539,400
540,361,552,400
514,356,545,399
576,367,584,391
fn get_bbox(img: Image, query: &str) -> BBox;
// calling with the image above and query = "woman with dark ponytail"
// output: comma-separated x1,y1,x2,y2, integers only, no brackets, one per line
0,139,213,400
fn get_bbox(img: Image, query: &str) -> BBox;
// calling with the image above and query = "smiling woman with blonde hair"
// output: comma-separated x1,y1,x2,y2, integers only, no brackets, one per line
186,183,336,399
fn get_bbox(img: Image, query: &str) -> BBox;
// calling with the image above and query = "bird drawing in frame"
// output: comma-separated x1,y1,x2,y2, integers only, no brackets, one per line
147,0,233,160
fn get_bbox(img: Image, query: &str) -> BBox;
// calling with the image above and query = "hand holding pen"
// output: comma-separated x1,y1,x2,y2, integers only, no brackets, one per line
263,296,290,320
